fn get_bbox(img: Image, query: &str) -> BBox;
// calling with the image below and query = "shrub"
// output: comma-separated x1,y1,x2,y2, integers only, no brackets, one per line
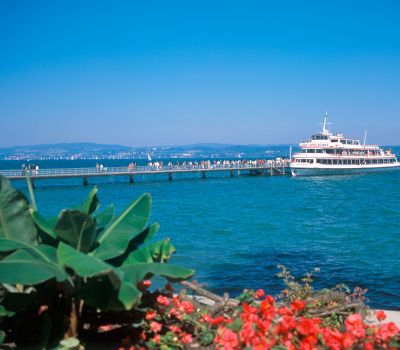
0,175,194,348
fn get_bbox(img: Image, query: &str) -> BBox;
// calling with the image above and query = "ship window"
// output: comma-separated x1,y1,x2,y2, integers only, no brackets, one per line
316,149,323,153
331,139,338,142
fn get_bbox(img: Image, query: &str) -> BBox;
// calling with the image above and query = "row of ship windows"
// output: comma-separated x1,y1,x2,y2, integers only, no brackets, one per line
311,136,360,144
302,149,382,155
296,159,396,165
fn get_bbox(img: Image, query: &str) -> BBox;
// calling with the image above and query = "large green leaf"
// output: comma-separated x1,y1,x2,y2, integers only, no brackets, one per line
0,248,68,284
0,175,37,245
123,239,176,264
77,187,100,215
117,279,141,310
92,193,151,260
107,223,160,267
118,263,194,283
54,210,96,253
0,237,29,252
95,204,115,230
57,242,114,278
30,210,58,246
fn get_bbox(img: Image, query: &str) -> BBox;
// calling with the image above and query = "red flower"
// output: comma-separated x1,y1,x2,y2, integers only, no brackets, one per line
211,315,226,326
241,303,259,323
376,322,399,342
255,289,265,299
342,332,356,349
137,279,152,291
156,295,170,306
260,297,276,320
277,306,293,316
180,300,195,314
150,321,162,333
215,327,239,350
145,309,157,320
345,313,365,338
153,334,160,344
291,299,307,312
299,335,318,350
98,324,113,332
168,325,181,334
201,313,213,323
181,333,193,344
297,317,320,337
375,310,387,321
239,321,256,347
143,280,151,288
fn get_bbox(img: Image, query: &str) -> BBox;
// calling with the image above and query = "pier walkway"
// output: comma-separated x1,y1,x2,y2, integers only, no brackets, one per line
0,160,289,186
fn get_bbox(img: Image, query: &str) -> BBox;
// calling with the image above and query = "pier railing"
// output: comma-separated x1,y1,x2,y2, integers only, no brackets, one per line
0,161,288,179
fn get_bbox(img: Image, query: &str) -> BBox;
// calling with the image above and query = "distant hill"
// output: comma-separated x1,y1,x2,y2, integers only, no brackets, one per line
0,142,134,152
0,142,296,160
1,142,398,160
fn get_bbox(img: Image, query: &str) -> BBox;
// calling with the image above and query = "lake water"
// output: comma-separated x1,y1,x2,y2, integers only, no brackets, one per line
2,158,400,310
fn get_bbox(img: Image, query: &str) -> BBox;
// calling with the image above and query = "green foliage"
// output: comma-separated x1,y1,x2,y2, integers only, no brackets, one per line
0,175,194,348
0,176,37,245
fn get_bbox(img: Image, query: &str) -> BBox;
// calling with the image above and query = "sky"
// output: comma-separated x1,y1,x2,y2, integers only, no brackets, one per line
1,0,399,147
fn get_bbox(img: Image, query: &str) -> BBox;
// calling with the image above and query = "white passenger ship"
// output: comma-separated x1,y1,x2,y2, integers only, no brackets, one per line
289,114,400,176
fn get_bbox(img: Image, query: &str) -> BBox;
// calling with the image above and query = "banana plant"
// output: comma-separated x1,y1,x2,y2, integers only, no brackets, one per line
0,175,194,348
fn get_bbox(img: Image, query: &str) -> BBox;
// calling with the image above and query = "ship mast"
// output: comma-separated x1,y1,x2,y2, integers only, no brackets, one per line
363,130,368,146
322,112,329,134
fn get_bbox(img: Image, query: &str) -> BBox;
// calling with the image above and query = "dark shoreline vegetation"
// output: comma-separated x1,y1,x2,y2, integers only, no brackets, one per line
0,175,399,349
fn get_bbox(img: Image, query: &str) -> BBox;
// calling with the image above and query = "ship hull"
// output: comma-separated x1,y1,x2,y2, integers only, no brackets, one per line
289,164,400,177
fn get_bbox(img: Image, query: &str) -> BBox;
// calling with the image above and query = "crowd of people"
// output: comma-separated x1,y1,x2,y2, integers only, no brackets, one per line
143,158,287,171
22,163,39,175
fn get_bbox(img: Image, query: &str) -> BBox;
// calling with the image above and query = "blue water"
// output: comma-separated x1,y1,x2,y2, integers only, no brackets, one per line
2,159,400,310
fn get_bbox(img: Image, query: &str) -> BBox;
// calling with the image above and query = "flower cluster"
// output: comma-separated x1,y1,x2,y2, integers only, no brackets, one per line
212,292,400,350
119,282,400,350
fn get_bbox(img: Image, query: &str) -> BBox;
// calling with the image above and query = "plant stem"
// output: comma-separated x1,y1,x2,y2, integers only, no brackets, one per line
25,173,37,211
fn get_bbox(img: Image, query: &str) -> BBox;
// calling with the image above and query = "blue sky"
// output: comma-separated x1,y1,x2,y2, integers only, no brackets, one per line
1,0,399,147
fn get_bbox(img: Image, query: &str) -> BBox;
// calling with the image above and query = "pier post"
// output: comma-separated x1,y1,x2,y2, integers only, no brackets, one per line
202,171,206,179
230,170,234,177
83,177,88,186
261,168,265,175
129,175,134,184
238,170,240,176
270,164,274,176
168,173,173,181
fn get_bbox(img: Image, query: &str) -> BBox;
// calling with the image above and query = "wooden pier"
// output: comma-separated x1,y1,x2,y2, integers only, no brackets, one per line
0,160,289,186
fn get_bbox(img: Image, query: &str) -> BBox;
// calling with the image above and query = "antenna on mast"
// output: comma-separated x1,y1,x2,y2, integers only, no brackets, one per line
363,130,368,146
321,111,331,134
